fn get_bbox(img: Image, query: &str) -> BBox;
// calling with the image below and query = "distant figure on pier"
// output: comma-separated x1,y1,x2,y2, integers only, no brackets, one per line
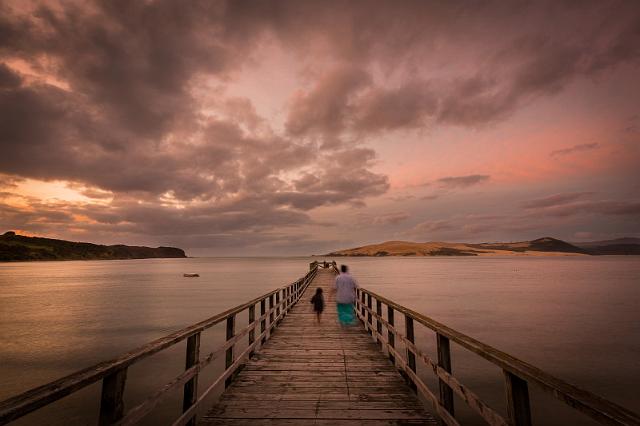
335,264,358,326
310,288,324,323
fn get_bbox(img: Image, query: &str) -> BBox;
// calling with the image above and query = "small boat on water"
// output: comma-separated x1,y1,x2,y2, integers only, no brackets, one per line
183,273,199,277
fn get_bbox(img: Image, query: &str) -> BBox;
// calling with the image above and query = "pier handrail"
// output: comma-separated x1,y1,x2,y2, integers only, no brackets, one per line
0,265,319,426
354,286,640,426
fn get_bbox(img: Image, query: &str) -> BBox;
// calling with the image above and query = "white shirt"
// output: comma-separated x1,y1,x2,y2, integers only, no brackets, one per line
335,272,358,304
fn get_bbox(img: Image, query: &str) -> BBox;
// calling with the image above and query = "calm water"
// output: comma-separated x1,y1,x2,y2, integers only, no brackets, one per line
1,256,639,425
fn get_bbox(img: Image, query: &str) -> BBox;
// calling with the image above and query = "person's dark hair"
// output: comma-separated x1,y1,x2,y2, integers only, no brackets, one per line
316,287,323,294
340,264,348,273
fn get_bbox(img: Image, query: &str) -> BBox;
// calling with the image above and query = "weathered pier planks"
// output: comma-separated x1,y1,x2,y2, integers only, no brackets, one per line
200,268,437,425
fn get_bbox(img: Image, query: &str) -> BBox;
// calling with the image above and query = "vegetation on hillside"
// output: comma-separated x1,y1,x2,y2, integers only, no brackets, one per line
0,231,186,261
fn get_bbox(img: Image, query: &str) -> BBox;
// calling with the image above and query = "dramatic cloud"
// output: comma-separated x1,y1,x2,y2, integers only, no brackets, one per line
410,219,455,235
550,143,600,157
522,192,593,209
0,63,21,87
526,200,640,218
371,212,410,226
521,192,640,218
286,66,371,144
437,175,491,189
1,0,639,252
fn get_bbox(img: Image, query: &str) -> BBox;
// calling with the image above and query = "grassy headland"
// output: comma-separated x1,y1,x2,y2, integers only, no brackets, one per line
0,231,186,261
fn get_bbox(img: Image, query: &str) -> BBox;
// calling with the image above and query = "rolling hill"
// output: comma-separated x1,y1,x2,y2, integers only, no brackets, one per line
0,231,187,261
324,237,594,257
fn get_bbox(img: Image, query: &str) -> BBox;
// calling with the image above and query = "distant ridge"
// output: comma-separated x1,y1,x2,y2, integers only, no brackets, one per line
572,238,640,255
321,237,635,257
0,231,187,261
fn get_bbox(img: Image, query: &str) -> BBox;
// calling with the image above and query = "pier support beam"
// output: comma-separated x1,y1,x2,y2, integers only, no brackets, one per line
504,370,532,426
437,333,454,417
99,368,127,426
182,333,200,426
225,315,235,388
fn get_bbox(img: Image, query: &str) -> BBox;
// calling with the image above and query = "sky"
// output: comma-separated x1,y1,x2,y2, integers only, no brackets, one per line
1,0,639,255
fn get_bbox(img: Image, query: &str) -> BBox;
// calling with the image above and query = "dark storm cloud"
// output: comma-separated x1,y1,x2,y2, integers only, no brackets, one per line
437,175,490,189
282,1,640,137
0,62,21,87
285,66,371,142
550,143,600,157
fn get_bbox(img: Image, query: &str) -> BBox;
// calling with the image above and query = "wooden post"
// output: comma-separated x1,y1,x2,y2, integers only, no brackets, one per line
437,333,455,416
98,368,127,426
225,315,235,388
376,299,383,349
285,287,288,311
248,304,256,356
282,287,287,314
182,332,201,426
366,293,373,335
405,315,417,392
504,370,532,426
275,290,281,321
387,306,395,364
269,294,275,334
360,291,366,321
260,298,267,345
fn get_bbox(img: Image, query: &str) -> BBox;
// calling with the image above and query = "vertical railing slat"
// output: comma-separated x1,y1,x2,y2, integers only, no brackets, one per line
269,294,275,335
224,315,235,388
248,304,256,357
505,370,532,426
437,333,455,416
405,315,417,392
98,368,127,426
366,294,373,335
387,306,395,365
182,332,201,426
376,299,383,349
260,298,267,345
284,287,288,313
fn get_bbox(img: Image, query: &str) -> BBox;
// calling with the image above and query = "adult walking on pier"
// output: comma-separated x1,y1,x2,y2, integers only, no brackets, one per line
335,264,358,326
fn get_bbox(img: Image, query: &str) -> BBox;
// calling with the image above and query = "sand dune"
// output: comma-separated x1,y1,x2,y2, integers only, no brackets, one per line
324,237,590,257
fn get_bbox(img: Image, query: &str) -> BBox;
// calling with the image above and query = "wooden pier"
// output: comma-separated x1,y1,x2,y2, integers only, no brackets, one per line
201,267,437,425
1,261,639,426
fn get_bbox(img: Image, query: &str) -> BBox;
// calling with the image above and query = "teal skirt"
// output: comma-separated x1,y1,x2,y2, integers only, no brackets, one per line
337,303,355,325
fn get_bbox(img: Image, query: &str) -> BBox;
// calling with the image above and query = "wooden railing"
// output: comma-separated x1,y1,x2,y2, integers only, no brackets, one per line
0,266,319,426
353,286,640,426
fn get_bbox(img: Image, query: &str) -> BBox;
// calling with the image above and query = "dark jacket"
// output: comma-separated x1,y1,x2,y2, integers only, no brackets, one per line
310,294,324,312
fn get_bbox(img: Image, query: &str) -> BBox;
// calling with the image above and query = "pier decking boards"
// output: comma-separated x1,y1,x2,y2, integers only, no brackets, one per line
201,269,438,425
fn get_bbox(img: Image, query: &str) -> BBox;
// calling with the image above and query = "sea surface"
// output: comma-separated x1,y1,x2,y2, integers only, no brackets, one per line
1,256,639,425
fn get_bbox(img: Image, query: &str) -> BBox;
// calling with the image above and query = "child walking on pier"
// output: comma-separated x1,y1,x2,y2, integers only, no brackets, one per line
310,288,324,323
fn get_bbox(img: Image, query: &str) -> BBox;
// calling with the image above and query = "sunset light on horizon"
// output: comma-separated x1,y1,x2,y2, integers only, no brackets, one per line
1,1,639,255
